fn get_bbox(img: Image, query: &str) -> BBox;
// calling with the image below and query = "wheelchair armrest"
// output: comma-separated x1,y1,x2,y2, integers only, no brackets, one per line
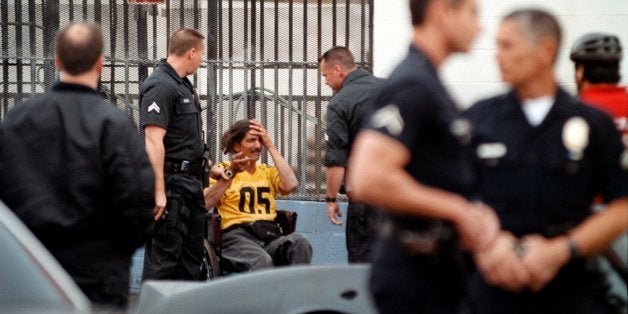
206,209,222,255
275,210,298,235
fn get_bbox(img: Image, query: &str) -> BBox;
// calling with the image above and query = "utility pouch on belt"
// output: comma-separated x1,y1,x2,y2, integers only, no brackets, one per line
249,220,283,242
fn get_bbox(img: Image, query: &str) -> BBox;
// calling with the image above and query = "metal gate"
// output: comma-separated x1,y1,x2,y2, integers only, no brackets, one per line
0,0,373,200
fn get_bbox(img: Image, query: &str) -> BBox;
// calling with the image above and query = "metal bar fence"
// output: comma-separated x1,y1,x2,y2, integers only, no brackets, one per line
0,0,372,201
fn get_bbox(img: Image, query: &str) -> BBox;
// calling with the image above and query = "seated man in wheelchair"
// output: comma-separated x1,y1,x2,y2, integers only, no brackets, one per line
204,119,312,271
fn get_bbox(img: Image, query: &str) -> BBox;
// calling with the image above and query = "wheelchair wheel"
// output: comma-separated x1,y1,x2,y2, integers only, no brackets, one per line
203,239,221,279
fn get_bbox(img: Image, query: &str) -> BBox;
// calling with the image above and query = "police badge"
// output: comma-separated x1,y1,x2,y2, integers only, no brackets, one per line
562,116,590,161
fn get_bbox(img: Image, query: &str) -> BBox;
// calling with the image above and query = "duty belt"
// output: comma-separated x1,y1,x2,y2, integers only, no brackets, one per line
380,218,455,255
165,159,204,177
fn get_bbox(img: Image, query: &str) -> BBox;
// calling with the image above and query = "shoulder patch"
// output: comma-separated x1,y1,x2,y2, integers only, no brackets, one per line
147,102,160,114
371,104,404,136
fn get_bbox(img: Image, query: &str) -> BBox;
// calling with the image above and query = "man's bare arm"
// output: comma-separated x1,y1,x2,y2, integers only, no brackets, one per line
144,125,167,220
347,130,499,252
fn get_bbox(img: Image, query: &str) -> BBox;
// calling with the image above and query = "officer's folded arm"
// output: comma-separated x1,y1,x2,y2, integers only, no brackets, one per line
520,196,628,292
348,130,499,252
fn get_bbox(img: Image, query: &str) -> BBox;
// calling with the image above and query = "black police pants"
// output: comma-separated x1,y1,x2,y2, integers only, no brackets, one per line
346,202,377,263
369,236,467,314
142,175,206,281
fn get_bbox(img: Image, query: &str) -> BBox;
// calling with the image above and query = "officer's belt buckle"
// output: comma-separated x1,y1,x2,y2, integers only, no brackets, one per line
398,229,441,255
380,219,442,255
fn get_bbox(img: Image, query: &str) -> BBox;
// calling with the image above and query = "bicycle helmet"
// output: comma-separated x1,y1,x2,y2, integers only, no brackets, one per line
570,32,622,62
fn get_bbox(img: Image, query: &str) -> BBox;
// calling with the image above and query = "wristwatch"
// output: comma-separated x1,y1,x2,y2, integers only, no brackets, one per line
325,196,337,202
224,169,234,180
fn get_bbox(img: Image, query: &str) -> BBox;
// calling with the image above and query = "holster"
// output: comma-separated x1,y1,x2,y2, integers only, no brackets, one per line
201,144,211,188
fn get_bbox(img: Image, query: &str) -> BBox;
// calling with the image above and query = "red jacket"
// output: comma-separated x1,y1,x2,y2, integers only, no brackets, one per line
580,85,628,147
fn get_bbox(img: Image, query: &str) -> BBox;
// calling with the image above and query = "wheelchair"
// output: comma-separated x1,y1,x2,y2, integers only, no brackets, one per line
202,209,298,280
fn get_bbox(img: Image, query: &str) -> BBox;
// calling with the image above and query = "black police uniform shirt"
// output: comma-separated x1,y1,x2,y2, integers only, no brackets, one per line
0,82,154,290
366,45,476,229
140,59,204,162
324,68,384,168
466,88,628,238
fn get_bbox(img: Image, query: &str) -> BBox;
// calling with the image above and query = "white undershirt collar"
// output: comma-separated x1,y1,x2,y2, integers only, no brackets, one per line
521,95,554,127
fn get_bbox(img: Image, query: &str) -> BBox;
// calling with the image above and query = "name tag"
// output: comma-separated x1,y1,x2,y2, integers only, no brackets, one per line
476,142,507,159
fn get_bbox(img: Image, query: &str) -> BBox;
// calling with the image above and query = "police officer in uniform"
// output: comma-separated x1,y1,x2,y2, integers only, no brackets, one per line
0,22,154,309
466,9,628,313
319,46,384,263
347,0,500,312
140,28,223,281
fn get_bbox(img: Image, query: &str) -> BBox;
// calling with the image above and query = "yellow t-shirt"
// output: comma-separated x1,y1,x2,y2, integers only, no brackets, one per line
210,162,284,230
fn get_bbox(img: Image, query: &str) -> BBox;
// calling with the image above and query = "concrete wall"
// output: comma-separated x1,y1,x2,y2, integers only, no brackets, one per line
373,0,628,109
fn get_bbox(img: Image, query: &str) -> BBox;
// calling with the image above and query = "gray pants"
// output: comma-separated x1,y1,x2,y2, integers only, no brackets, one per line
221,226,312,271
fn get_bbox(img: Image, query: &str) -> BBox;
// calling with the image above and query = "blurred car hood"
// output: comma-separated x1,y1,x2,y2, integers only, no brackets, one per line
136,265,376,314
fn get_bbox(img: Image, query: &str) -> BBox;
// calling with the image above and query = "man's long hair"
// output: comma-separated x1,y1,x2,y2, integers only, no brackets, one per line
221,119,251,155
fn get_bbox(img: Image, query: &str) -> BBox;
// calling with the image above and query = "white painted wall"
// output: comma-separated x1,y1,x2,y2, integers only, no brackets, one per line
373,0,628,109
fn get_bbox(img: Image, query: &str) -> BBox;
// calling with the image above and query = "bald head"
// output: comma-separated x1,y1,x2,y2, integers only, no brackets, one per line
55,22,104,75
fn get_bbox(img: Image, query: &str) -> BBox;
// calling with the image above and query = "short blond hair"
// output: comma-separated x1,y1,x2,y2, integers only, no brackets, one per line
168,28,205,57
